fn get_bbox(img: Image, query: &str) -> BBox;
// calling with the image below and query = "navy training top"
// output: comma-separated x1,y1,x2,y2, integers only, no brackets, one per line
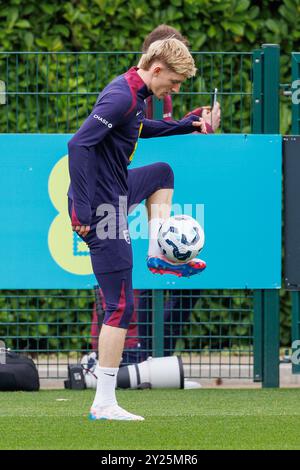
68,66,200,226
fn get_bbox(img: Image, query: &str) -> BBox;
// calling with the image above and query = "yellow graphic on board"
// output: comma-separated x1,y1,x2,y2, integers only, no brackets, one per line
48,155,92,275
129,122,143,162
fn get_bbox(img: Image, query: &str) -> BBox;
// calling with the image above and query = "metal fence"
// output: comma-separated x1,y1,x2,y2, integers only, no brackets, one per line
0,47,280,386
0,51,253,133
0,289,254,381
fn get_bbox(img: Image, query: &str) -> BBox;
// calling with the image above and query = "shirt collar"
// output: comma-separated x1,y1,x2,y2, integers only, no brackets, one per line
128,66,153,99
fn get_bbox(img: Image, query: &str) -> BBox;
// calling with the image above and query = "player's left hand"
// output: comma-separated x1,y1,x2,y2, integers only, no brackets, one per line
72,225,91,237
192,117,208,134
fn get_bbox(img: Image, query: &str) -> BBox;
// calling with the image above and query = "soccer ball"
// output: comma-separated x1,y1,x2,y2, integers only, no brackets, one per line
158,215,205,263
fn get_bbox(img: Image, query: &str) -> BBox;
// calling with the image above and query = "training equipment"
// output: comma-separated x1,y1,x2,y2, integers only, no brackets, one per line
117,356,184,389
0,349,39,391
157,215,205,264
64,364,85,390
81,353,185,389
147,255,206,277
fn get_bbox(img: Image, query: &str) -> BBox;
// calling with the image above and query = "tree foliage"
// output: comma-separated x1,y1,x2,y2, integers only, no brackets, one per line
0,0,299,54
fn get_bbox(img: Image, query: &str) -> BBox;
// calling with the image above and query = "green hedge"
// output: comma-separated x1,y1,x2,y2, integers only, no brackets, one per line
1,0,300,54
0,290,95,351
1,0,298,136
1,0,298,135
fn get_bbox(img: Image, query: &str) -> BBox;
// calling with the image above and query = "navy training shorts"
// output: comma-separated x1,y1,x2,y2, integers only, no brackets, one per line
68,162,174,275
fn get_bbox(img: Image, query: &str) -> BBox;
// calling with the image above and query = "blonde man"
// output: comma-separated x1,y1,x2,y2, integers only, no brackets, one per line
68,38,206,421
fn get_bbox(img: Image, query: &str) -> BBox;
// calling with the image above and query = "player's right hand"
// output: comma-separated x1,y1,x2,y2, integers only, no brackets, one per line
72,225,91,237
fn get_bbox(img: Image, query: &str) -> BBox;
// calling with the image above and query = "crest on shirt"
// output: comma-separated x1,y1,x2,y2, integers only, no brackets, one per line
123,229,131,244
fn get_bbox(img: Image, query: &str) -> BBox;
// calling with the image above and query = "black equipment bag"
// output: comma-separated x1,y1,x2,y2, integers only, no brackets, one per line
0,351,40,391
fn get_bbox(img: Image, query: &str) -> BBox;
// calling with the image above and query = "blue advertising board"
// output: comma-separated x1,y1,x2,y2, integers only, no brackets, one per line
0,134,281,289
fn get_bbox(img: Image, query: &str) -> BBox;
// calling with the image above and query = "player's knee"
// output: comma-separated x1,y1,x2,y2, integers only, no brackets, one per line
103,297,135,329
158,162,174,188
120,298,135,329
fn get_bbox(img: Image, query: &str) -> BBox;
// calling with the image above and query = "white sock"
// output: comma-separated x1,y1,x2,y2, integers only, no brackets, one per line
91,366,118,409
148,218,164,257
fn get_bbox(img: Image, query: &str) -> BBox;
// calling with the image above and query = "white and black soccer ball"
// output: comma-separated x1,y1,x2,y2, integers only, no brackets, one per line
158,215,205,263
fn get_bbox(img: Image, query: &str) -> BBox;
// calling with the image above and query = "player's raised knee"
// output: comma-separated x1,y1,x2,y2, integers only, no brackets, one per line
158,162,172,172
158,162,174,185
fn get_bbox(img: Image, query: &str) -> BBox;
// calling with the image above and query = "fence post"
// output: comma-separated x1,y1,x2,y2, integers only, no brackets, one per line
262,290,280,387
290,53,300,374
152,97,165,357
253,291,263,381
252,49,264,382
262,44,280,387
252,44,280,387
152,289,165,357
262,44,280,133
252,49,263,134
153,96,164,120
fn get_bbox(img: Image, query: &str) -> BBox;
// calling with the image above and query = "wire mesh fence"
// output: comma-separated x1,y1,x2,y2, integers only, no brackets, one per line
0,289,254,380
0,51,253,133
0,50,256,382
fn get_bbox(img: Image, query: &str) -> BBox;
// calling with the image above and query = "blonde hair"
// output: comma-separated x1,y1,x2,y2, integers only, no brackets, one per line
138,38,196,79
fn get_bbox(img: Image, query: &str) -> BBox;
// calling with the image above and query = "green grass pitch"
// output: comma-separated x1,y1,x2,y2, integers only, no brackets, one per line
1,388,300,450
